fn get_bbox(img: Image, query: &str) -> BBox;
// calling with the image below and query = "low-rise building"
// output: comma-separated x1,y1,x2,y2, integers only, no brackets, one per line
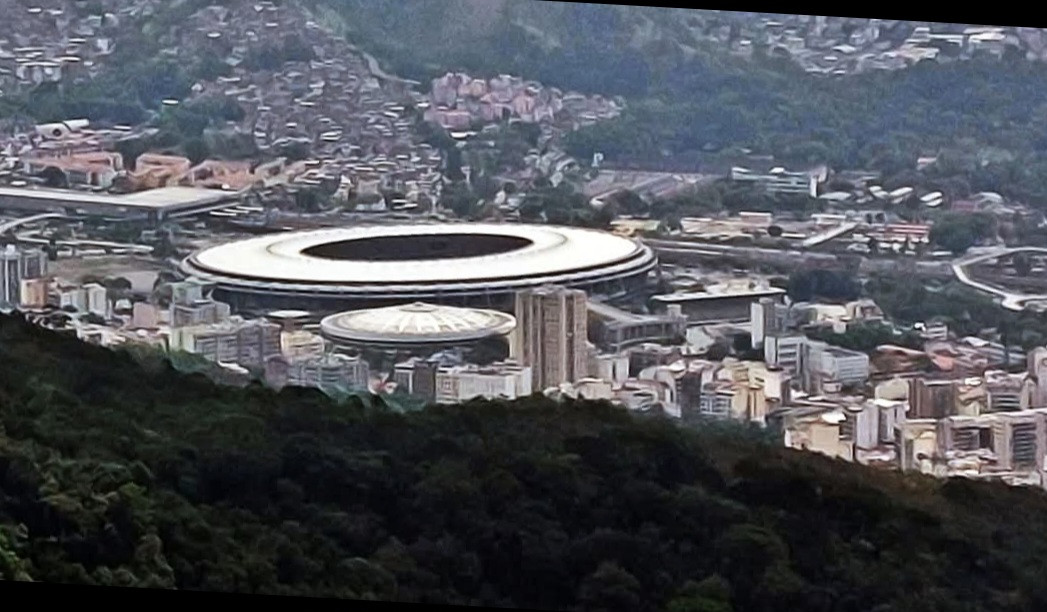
168,318,281,368
266,352,370,392
435,360,533,403
588,301,687,352
729,165,824,198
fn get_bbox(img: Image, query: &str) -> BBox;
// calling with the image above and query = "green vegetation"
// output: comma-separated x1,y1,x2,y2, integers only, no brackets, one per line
306,1,1047,207
6,314,1047,608
862,273,1047,349
786,269,861,303
308,0,661,96
928,212,997,255
807,321,925,352
782,269,1047,349
565,57,1047,208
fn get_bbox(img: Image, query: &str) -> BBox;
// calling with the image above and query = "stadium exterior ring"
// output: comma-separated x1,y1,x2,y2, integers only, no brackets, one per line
180,223,658,313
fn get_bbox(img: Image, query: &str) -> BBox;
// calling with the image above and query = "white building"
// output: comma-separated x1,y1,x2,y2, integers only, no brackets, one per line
729,166,823,198
83,283,108,317
764,333,807,376
750,297,782,349
435,361,533,403
588,351,630,385
55,283,87,312
809,341,870,388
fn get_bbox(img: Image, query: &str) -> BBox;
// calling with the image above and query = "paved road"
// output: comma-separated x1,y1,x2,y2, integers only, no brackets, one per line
952,246,1047,311
644,238,956,278
0,212,63,235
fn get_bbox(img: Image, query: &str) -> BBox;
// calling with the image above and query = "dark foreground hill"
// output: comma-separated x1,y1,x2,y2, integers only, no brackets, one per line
2,313,1047,610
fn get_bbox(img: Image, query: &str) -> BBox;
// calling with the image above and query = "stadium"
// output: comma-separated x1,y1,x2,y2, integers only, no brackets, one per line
180,223,658,313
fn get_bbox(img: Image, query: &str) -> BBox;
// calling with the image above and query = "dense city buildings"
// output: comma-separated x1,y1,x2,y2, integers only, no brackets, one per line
0,1,1046,500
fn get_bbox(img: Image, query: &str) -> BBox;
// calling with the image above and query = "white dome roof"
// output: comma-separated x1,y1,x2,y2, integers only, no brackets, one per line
320,302,517,346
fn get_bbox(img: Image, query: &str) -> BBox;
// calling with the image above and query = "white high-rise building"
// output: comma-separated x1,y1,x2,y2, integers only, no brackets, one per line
750,297,781,349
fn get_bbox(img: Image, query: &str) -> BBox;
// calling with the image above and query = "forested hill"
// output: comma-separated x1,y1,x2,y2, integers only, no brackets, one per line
306,0,690,96
307,0,1047,204
1,314,1047,609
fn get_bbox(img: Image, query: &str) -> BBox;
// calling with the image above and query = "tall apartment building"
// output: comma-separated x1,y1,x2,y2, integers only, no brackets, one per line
750,297,786,349
699,382,735,419
512,285,588,391
0,245,47,306
170,279,208,305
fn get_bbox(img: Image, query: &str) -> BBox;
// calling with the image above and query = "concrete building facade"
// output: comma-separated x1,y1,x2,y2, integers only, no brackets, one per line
513,285,589,391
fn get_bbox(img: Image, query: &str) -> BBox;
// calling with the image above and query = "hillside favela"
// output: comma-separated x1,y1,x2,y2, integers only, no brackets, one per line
7,1,1047,610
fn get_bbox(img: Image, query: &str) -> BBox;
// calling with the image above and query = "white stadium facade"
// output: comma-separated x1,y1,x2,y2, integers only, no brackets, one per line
180,223,658,313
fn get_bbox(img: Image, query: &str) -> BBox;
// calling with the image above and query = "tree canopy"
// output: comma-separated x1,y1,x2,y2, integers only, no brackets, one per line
2,314,1047,609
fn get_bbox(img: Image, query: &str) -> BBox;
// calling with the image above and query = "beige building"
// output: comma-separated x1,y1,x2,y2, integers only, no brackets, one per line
512,285,588,391
280,330,326,361
131,302,159,329
19,277,50,309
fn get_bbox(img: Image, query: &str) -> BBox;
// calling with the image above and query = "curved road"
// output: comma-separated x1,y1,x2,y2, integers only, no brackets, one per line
0,212,64,235
952,246,1047,311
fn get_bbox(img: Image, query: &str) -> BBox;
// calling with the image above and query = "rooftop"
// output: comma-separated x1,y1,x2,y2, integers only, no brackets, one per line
0,185,234,211
652,287,786,303
320,302,517,346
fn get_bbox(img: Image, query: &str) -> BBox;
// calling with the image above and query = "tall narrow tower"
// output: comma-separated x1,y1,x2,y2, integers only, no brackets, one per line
512,285,589,391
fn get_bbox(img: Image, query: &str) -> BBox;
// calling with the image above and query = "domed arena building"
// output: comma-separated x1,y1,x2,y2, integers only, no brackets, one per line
319,302,517,352
180,223,657,313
